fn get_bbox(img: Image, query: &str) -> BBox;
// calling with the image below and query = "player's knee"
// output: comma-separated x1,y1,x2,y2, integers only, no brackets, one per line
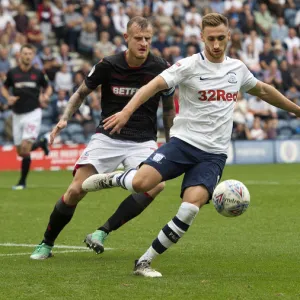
132,176,151,192
18,149,30,158
64,183,85,205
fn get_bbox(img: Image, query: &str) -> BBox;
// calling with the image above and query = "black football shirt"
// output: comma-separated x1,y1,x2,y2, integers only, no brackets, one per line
4,66,49,114
85,51,174,142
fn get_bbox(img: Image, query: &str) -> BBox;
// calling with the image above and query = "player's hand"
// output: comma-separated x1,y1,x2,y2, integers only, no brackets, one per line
103,111,131,135
50,119,68,144
7,96,19,105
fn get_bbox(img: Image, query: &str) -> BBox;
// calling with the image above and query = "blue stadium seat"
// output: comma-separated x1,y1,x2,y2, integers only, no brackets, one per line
289,119,300,133
60,132,71,143
278,127,293,138
277,119,290,129
39,123,52,135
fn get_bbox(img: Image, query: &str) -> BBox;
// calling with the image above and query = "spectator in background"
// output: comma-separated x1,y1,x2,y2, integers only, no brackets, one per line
273,43,286,66
53,89,69,122
112,4,130,35
284,0,297,27
26,18,44,52
37,0,53,45
56,44,73,72
64,3,83,51
283,27,300,51
264,59,282,91
78,21,98,58
113,35,127,54
40,46,60,84
50,0,65,45
259,42,275,70
186,44,197,57
286,46,300,68
254,3,274,36
171,6,184,36
0,47,10,77
154,4,173,34
249,116,266,140
0,4,15,31
210,0,225,14
271,17,289,43
224,0,243,17
184,18,201,41
243,30,263,54
97,15,117,42
81,4,94,23
93,31,116,63
233,92,250,127
185,4,201,26
13,4,29,35
279,60,293,92
228,29,242,52
231,121,251,140
185,34,201,54
172,33,186,57
152,31,170,54
54,63,73,94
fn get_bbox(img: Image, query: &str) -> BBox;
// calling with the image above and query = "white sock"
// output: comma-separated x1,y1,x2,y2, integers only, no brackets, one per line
138,202,199,263
114,169,137,193
138,246,159,263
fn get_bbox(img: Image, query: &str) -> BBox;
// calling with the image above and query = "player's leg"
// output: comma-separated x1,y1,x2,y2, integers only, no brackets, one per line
12,108,44,190
30,164,97,260
133,149,226,277
84,139,166,253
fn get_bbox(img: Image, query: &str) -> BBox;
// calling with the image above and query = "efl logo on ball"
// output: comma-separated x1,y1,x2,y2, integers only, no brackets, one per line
212,180,250,217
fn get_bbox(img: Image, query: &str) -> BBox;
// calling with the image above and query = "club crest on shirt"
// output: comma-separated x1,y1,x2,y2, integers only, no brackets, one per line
151,153,165,163
227,72,237,84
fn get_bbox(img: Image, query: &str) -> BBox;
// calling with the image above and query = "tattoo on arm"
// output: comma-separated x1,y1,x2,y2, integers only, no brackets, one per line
162,96,176,142
62,82,92,121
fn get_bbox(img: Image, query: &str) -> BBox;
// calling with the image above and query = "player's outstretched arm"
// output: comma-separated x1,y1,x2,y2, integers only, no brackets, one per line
103,75,169,135
247,81,300,117
49,82,93,144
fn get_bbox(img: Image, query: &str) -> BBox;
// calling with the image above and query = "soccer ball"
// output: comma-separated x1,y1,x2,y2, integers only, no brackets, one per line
212,179,250,217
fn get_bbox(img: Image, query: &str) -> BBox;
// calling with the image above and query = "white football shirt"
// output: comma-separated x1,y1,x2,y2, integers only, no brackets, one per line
160,52,258,154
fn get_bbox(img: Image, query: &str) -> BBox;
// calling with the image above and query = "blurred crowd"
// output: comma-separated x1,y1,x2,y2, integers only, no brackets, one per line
0,0,299,145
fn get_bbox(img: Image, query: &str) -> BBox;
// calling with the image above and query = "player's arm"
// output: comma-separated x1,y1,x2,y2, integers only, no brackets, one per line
1,85,20,105
103,75,168,134
49,82,93,144
162,95,175,142
247,81,300,117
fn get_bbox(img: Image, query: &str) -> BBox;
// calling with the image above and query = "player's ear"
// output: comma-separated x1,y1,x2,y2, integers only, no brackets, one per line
200,31,204,43
228,30,231,41
123,32,129,42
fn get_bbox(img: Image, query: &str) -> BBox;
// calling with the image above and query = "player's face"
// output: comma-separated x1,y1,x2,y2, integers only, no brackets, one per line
201,24,230,62
20,48,34,66
124,23,153,60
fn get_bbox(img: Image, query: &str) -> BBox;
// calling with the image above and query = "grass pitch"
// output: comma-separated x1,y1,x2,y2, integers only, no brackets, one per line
1,164,300,300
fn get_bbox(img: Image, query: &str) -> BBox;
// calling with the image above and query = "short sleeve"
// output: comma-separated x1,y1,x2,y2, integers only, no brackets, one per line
84,59,111,90
3,70,13,88
240,62,258,92
159,56,194,88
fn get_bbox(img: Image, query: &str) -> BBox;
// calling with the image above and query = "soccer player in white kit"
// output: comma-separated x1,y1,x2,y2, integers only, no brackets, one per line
83,13,300,277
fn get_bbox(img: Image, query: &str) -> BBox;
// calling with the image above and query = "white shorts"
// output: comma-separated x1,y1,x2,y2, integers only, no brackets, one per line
12,108,42,146
75,133,158,173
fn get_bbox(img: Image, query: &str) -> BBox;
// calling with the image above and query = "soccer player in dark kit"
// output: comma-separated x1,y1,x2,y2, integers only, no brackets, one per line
30,16,175,259
1,44,52,190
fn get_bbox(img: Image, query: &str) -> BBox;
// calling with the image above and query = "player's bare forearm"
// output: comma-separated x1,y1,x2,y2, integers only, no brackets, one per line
162,96,175,142
1,86,10,100
248,81,300,115
44,85,52,98
61,82,92,121
123,75,169,117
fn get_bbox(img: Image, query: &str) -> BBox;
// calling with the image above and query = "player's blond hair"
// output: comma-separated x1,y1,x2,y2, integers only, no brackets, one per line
202,13,228,30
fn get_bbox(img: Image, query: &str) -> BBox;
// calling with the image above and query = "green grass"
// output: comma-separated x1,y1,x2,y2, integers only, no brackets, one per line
1,164,300,300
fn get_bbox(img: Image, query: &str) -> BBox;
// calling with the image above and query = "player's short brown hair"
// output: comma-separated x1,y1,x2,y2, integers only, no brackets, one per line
20,44,36,52
127,16,152,31
202,13,228,30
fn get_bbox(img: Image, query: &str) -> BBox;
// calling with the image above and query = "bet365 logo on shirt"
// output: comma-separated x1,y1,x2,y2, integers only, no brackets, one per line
198,90,238,102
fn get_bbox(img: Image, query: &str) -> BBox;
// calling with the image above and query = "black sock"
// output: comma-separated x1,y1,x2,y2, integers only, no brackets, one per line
31,139,41,151
99,193,154,234
18,155,31,186
43,196,77,246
